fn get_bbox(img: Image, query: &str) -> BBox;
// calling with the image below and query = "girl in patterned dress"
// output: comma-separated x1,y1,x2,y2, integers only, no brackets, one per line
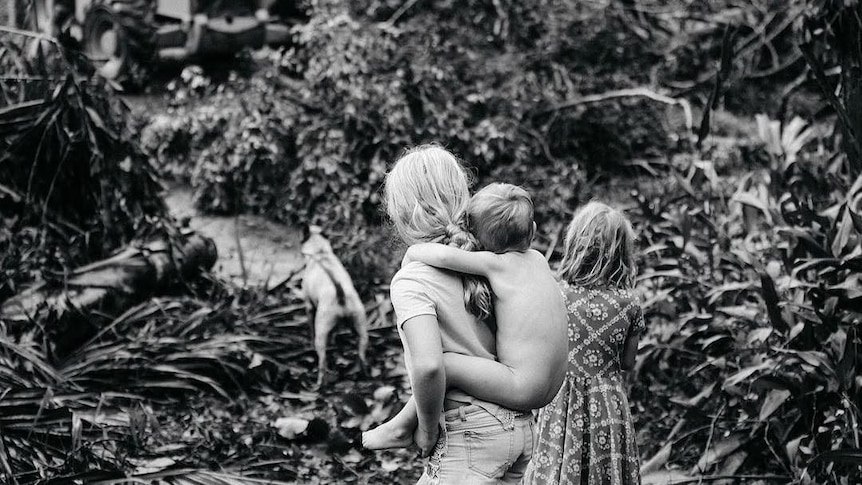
524,201,644,485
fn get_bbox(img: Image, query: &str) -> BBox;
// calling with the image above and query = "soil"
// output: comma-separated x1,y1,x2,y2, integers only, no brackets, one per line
163,183,306,287
123,80,307,289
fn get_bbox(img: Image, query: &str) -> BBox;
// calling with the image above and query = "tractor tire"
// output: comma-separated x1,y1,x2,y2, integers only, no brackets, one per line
82,0,156,90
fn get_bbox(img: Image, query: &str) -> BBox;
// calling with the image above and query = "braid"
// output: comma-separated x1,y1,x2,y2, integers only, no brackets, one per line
383,144,494,323
443,221,494,323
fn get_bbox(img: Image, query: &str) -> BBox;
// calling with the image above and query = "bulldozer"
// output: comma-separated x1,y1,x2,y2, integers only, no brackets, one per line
23,0,306,87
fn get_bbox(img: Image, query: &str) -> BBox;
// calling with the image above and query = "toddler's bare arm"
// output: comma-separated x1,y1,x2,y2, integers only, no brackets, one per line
406,243,503,278
444,352,544,411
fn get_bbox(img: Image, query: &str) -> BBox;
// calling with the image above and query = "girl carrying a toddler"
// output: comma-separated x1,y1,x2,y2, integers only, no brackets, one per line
367,145,568,484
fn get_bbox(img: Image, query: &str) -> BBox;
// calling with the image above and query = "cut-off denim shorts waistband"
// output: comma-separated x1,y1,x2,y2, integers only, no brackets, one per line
443,402,531,433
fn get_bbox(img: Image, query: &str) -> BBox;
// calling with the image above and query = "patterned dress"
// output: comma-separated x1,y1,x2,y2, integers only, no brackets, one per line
525,282,644,485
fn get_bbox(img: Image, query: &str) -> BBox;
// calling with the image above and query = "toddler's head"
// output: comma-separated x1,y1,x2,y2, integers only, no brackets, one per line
468,183,535,253
559,201,636,289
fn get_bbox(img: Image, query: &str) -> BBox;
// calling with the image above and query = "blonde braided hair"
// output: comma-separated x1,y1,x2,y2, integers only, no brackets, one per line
384,144,493,322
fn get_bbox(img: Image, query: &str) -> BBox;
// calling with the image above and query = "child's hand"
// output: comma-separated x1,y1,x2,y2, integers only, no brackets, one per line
402,243,440,267
403,243,441,267
402,244,428,266
401,249,415,267
414,424,440,457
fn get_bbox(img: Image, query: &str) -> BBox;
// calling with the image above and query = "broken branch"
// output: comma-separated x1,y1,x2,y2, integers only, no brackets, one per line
541,87,693,133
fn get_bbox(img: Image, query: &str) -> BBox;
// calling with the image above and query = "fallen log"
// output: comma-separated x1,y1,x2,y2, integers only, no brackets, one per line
0,231,217,354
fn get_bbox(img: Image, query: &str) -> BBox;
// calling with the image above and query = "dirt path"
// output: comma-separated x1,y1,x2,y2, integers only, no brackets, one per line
124,87,307,288
163,184,305,287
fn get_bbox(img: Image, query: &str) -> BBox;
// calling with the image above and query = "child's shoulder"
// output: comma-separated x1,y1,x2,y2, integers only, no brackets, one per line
525,248,548,260
607,286,640,303
508,248,551,267
558,282,640,304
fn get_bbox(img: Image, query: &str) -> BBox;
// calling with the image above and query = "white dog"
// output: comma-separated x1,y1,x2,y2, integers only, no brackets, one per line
300,226,368,387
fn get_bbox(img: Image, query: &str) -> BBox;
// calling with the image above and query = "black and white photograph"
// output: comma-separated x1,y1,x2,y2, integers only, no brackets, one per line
0,0,860,483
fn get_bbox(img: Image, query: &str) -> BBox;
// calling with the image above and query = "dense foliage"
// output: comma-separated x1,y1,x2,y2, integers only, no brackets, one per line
137,1,861,481
630,117,861,482
139,0,820,269
3,0,862,483
795,0,862,172
139,1,805,291
0,31,166,302
0,275,416,484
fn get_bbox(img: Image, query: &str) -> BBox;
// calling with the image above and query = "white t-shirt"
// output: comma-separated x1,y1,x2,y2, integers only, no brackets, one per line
390,261,497,402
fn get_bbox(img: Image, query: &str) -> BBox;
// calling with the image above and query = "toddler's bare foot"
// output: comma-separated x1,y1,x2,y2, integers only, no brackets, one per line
361,421,414,450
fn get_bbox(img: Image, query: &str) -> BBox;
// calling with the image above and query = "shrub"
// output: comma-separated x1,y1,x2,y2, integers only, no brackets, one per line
630,115,862,482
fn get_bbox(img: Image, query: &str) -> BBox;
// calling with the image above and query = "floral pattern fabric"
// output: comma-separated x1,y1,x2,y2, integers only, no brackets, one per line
525,282,643,485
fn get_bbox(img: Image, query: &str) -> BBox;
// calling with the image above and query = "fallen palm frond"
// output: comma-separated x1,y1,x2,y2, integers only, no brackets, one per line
0,25,168,306
0,388,144,483
58,468,296,485
58,288,312,393
0,278,319,484
1,232,217,353
0,337,68,388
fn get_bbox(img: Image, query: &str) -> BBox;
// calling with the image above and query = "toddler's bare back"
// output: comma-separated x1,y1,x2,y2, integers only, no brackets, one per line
488,250,568,408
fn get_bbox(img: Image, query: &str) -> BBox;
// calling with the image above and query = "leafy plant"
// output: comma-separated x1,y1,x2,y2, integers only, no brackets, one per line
796,0,862,172
630,114,861,483
1,272,411,484
0,29,166,302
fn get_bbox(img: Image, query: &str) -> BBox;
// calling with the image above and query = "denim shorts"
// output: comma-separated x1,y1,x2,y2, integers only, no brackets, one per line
416,402,535,485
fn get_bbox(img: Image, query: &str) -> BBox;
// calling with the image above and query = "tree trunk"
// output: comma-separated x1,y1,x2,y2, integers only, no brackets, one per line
0,231,217,354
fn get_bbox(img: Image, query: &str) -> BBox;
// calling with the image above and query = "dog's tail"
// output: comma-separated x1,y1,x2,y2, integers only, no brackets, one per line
316,259,346,306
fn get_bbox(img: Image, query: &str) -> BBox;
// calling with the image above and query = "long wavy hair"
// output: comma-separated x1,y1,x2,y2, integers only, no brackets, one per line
558,201,637,289
384,144,493,322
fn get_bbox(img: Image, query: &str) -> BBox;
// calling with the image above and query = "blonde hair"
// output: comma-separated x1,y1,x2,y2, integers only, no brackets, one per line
384,144,493,322
468,183,535,253
558,201,637,289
